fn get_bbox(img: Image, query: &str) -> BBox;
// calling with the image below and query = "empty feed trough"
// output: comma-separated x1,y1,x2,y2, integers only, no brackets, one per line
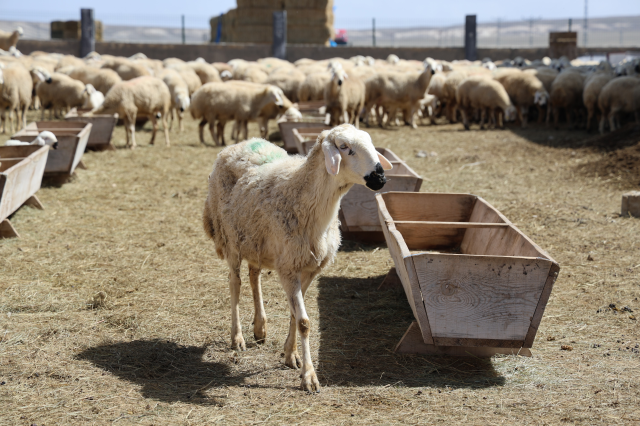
65,108,117,150
278,101,328,153
0,145,49,238
340,148,422,242
376,192,559,357
12,122,92,179
292,126,331,155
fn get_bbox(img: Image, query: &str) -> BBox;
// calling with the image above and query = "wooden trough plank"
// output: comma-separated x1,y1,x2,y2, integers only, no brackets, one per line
395,322,532,357
412,252,551,341
380,192,477,223
523,263,561,348
394,221,509,228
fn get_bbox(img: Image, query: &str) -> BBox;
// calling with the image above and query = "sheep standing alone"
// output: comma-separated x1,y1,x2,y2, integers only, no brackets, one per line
456,75,515,130
597,77,640,133
203,124,393,392
324,67,365,128
0,27,23,51
88,76,171,148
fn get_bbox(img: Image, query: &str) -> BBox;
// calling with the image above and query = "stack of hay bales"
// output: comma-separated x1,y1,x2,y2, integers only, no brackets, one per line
210,0,334,45
51,20,104,42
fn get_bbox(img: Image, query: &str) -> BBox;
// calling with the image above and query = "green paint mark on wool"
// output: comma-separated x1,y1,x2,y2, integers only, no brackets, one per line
246,139,285,165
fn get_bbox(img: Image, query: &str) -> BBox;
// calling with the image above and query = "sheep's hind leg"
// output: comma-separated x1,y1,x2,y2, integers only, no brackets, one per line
198,119,207,144
228,259,246,351
249,266,267,343
149,114,158,145
162,112,170,146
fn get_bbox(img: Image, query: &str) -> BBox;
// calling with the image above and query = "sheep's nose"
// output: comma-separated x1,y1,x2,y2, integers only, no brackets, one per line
338,80,343,86
364,163,387,191
52,142,59,150
180,107,184,112
46,78,52,84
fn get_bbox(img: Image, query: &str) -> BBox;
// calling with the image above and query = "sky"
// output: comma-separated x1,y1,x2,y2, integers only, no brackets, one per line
2,0,639,28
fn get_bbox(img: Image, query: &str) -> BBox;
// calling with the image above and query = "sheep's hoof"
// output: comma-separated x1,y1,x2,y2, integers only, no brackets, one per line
300,371,320,393
284,351,302,369
231,336,246,351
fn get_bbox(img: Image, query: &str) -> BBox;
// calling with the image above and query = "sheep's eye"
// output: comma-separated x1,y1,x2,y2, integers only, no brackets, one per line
339,144,349,150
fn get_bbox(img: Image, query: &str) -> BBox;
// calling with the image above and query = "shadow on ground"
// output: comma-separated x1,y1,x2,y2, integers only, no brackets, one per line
316,275,505,389
76,339,255,405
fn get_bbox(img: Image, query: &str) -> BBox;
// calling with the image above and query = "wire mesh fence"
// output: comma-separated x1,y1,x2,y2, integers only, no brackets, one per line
1,8,639,48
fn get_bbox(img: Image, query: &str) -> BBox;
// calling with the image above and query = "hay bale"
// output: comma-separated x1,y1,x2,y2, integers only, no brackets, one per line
50,20,103,41
284,0,332,9
237,0,285,8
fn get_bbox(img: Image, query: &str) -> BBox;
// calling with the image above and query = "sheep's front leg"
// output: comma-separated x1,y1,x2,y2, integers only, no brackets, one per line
249,266,266,343
162,113,171,147
229,260,246,351
282,271,320,392
198,119,207,144
149,114,158,145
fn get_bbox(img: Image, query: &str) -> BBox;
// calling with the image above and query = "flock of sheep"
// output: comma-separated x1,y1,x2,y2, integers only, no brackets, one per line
2,42,640,148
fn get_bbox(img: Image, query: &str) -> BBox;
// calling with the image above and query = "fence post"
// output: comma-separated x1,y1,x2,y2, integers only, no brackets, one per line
583,0,588,47
80,8,95,58
372,18,376,47
215,13,223,43
465,15,477,61
273,11,287,60
568,18,572,32
181,15,185,44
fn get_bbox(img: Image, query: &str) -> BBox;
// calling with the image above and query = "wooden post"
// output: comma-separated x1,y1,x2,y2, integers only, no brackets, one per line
378,267,403,291
549,32,577,60
464,15,477,61
621,191,640,218
272,11,287,60
0,219,20,239
80,9,95,58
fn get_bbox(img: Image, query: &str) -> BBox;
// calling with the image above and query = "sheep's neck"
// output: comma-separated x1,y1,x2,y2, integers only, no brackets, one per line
415,70,432,94
291,146,352,241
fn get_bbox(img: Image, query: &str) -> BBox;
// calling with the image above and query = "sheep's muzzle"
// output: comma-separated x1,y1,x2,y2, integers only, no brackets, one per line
52,142,59,150
364,163,387,191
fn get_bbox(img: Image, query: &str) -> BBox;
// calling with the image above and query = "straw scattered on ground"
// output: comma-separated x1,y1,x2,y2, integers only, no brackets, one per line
1,113,639,425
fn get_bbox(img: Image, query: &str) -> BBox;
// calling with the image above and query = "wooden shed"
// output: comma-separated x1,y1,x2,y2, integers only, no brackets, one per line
376,192,560,357
0,145,49,238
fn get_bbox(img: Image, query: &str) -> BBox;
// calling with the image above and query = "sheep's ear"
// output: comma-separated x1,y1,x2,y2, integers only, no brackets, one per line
322,140,341,176
33,70,45,82
0,69,3,85
377,153,393,170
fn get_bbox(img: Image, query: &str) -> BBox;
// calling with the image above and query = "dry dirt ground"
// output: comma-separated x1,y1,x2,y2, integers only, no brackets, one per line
1,113,639,425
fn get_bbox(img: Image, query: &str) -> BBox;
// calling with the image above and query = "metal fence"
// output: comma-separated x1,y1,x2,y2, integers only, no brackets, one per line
1,8,639,48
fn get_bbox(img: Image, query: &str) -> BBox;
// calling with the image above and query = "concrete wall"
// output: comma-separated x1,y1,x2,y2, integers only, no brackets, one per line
17,39,639,63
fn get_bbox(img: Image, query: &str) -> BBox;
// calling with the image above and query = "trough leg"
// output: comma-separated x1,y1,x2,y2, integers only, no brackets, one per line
0,219,20,239
249,266,267,344
395,322,532,358
24,195,44,210
378,267,402,291
228,259,246,351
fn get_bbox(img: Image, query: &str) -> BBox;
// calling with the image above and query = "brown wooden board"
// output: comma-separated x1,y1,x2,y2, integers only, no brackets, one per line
292,126,331,155
341,148,422,241
376,192,559,357
65,108,117,150
12,122,92,176
278,120,328,153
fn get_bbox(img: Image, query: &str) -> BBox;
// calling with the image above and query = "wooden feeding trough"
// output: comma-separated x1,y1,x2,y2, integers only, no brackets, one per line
376,192,560,357
11,121,92,179
0,145,49,238
340,148,422,242
278,101,328,153
65,108,117,150
291,126,331,155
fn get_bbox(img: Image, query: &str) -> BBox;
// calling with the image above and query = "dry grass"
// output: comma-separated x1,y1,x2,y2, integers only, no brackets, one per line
1,112,639,425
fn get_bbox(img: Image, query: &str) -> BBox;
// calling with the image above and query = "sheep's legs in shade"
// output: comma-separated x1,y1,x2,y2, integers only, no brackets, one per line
249,266,266,343
149,114,158,145
228,259,246,351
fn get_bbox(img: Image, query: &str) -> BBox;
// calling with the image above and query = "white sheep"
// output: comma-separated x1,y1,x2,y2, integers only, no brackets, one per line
82,84,104,110
0,27,23,52
63,66,122,95
298,72,331,101
187,61,222,84
0,63,32,133
493,69,549,128
547,70,586,128
202,124,393,392
456,75,516,130
189,82,284,145
324,66,365,128
158,68,191,132
35,72,90,119
583,72,614,132
598,76,640,133
5,130,58,149
87,76,171,148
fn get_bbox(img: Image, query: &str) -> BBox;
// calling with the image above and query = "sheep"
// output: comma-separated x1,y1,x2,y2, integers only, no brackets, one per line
189,82,284,146
456,75,515,130
220,70,233,81
35,72,90,119
165,63,202,95
598,77,640,133
64,66,122,95
523,67,558,93
88,76,171,148
0,27,23,52
102,58,151,81
202,124,392,392
493,69,549,128
547,70,586,128
265,68,306,102
324,67,365,128
55,55,85,70
0,63,32,133
82,84,104,110
364,62,434,128
5,131,58,149
583,73,614,132
187,61,222,84
439,70,468,122
158,68,190,132
297,72,331,101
